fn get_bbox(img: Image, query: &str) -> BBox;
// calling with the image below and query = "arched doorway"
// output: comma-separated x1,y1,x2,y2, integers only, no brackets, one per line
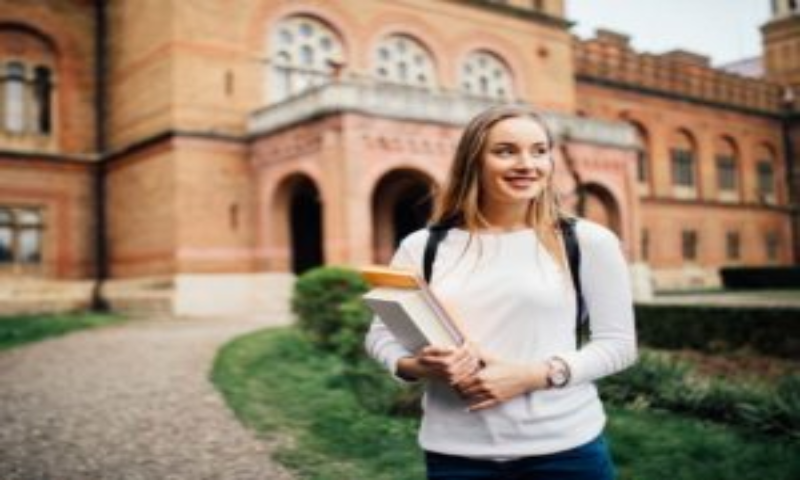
274,174,324,274
372,169,435,264
583,183,622,237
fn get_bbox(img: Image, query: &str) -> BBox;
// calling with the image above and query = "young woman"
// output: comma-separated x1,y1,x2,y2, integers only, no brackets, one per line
365,104,637,479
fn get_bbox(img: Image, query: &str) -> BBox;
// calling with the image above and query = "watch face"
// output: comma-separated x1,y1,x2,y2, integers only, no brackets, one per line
551,370,567,386
548,361,568,388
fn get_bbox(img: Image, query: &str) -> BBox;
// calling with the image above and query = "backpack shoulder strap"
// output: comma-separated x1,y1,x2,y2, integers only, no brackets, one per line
559,217,589,348
423,224,450,284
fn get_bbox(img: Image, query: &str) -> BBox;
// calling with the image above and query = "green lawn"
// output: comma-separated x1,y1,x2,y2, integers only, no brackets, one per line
212,328,800,480
0,312,124,351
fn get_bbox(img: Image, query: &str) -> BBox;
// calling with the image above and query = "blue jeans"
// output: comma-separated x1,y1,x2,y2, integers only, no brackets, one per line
425,435,615,480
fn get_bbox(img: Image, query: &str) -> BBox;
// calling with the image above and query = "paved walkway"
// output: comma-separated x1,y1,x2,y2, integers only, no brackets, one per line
0,314,295,480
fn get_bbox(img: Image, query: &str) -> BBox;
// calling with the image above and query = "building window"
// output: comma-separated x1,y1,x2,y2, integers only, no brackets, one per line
4,62,26,133
268,15,344,102
373,34,437,88
641,228,649,261
765,231,780,261
726,231,740,261
628,122,650,184
0,207,43,267
671,149,695,187
757,161,775,196
33,66,52,134
681,229,698,261
1,61,54,136
460,50,514,100
716,155,737,191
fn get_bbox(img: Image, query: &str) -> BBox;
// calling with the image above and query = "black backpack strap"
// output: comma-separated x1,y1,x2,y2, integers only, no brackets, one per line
559,217,589,348
423,224,450,284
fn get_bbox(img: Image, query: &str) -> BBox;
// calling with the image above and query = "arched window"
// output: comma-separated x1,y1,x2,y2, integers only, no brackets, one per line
268,15,344,102
373,34,436,88
715,136,739,198
755,144,777,203
0,207,43,267
4,62,26,133
0,27,56,136
628,121,650,183
670,129,698,196
459,50,514,100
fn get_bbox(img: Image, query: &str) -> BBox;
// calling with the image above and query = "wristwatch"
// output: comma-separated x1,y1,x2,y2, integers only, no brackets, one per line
545,357,571,389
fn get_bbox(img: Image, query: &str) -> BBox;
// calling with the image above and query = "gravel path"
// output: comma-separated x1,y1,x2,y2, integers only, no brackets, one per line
0,315,295,480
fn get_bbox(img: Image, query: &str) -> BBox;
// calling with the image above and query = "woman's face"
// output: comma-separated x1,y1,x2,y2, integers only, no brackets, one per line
479,116,553,211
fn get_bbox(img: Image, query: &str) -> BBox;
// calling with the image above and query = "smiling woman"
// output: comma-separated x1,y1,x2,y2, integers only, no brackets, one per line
479,116,554,230
365,105,638,480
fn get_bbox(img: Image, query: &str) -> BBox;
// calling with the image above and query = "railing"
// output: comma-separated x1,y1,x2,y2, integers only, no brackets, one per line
248,78,637,149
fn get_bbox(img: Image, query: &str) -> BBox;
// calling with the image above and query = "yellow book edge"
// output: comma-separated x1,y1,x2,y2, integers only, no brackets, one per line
359,265,421,289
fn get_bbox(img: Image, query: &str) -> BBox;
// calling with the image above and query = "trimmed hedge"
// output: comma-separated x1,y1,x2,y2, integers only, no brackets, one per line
635,304,800,359
291,266,423,415
291,266,369,352
600,351,800,441
720,266,800,289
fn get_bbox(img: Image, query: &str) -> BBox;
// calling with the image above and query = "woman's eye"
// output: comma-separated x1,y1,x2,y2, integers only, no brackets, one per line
494,147,514,157
533,146,549,157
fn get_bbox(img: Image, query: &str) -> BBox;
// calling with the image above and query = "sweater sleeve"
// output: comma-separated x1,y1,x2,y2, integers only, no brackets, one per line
363,235,422,383
557,222,638,385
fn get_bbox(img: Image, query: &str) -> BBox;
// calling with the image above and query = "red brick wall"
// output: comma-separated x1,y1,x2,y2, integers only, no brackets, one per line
0,156,94,279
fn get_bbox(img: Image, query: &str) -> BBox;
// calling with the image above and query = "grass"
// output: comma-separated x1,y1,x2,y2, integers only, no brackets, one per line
213,327,800,480
0,312,125,350
212,327,422,480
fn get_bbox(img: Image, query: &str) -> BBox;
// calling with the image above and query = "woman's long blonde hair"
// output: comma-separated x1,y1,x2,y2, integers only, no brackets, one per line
430,104,568,267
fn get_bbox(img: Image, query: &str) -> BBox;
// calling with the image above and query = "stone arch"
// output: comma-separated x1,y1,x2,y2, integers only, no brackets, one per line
371,168,436,264
273,173,324,274
582,182,622,237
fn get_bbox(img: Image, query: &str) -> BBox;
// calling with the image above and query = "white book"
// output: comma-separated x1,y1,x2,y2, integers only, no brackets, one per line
360,265,465,353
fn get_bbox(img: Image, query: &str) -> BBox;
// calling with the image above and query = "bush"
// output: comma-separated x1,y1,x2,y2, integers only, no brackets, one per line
291,266,369,352
291,266,423,415
600,350,800,441
721,266,800,289
635,304,800,359
339,360,423,417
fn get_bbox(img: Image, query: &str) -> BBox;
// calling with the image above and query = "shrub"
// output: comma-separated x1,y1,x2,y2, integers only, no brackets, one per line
331,298,373,361
340,360,423,417
291,266,422,416
635,304,800,359
600,350,800,441
291,266,369,352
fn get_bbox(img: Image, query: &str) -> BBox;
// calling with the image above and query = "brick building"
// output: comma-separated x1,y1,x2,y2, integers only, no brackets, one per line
0,0,796,315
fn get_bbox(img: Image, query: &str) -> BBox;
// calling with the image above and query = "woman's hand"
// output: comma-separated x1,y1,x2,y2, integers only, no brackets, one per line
455,356,548,411
396,343,481,384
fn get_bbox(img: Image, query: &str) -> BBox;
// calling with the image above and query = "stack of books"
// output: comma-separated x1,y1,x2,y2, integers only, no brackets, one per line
360,265,465,352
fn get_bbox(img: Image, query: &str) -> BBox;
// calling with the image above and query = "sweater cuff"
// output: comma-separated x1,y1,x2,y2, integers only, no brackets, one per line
382,346,419,384
553,351,589,386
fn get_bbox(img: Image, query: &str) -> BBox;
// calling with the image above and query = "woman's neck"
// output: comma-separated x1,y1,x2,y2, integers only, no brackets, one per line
480,203,529,231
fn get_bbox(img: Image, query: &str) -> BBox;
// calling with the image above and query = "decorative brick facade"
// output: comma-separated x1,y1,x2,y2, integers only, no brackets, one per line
0,0,796,315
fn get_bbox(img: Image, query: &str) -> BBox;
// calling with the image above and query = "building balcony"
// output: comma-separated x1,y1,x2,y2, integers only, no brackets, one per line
248,78,637,150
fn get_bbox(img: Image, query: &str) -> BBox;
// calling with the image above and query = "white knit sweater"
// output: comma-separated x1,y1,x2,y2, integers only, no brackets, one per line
365,220,637,459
